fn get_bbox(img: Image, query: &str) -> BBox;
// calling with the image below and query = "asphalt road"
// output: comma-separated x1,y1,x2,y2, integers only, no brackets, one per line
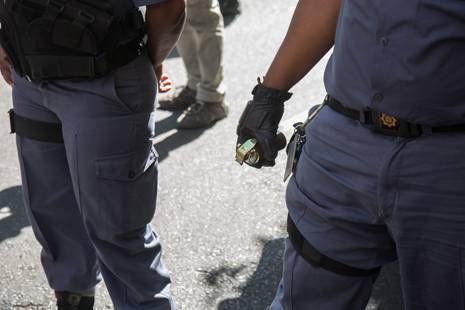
0,1,403,309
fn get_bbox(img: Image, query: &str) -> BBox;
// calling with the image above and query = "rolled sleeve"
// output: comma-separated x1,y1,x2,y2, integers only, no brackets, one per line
133,0,168,6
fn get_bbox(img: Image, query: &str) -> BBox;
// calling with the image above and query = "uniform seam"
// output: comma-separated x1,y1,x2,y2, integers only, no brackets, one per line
376,143,392,218
376,138,406,219
289,243,298,310
390,142,403,219
459,247,465,310
74,134,84,214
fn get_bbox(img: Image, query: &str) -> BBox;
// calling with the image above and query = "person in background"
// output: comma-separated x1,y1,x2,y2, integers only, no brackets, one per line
158,0,228,129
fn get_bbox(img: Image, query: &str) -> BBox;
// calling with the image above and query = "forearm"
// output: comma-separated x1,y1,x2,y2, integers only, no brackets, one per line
145,0,186,68
263,0,341,91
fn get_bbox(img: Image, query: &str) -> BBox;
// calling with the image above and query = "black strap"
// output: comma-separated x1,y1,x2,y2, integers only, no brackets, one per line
287,215,380,277
9,109,64,143
325,96,368,123
325,95,465,136
432,123,465,133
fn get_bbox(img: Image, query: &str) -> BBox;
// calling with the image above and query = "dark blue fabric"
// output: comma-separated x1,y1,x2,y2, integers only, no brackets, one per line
324,0,465,126
12,55,174,309
133,0,168,6
283,105,465,309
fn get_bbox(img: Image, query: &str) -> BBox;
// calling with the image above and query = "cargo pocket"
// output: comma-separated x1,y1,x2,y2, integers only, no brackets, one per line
95,145,158,232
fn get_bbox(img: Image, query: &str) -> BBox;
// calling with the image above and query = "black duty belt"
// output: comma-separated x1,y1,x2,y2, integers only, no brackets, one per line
324,95,465,138
25,38,145,81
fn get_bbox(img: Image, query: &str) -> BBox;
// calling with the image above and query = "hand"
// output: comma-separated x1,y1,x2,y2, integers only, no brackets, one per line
0,47,12,86
154,64,172,93
236,82,292,168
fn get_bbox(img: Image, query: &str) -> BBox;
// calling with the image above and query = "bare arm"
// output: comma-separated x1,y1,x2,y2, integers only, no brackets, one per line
0,47,12,85
145,0,186,68
263,0,342,91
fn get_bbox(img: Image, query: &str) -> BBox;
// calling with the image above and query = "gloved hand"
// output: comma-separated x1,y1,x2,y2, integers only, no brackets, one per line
236,80,292,168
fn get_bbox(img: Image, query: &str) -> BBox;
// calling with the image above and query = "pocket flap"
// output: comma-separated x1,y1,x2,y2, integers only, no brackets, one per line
95,146,157,182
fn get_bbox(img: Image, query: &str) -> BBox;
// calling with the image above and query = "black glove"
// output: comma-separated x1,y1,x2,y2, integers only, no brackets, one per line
236,81,292,168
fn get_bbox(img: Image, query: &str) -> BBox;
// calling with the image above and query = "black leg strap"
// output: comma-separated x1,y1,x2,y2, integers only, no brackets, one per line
9,109,64,143
287,215,380,277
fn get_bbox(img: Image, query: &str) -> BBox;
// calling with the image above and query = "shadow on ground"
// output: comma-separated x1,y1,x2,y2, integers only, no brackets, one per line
155,111,209,162
202,237,403,310
199,238,284,310
0,185,28,244
369,263,404,310
216,238,284,310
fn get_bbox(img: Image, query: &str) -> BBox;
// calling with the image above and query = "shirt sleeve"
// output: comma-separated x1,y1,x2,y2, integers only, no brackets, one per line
133,0,168,6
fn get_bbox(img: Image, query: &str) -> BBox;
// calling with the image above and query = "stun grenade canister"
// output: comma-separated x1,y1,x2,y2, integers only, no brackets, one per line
236,133,287,166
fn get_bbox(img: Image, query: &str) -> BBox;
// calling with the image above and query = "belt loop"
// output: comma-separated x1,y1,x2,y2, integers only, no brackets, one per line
360,110,367,123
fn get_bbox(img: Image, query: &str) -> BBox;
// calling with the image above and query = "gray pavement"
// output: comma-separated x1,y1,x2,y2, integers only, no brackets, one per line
0,1,403,309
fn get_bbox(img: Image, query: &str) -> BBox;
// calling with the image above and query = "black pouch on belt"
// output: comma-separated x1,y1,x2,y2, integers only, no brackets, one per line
284,104,325,182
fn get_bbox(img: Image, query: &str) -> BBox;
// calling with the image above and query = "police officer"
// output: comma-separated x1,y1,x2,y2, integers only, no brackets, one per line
237,0,465,309
0,0,185,309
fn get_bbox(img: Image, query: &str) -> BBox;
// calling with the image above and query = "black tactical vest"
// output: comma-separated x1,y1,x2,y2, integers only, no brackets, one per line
0,0,146,81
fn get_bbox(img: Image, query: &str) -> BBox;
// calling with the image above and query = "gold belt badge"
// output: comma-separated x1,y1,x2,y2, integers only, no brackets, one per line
379,113,398,128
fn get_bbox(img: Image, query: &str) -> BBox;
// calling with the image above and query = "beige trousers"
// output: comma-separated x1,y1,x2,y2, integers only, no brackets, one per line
177,0,225,103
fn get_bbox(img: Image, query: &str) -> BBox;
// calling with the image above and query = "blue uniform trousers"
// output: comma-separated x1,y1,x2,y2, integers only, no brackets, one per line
270,106,465,310
12,55,174,310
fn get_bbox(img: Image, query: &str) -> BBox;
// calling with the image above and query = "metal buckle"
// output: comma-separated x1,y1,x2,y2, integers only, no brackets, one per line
371,111,422,138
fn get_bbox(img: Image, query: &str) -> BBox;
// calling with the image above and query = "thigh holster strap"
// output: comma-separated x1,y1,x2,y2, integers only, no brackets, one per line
9,109,64,143
287,215,380,277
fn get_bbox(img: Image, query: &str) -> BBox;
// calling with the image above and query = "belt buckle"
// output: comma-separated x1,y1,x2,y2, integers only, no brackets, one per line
372,111,421,138
379,112,398,129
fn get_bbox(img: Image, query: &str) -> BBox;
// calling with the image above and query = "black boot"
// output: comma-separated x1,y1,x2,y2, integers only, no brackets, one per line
219,0,241,17
55,291,95,310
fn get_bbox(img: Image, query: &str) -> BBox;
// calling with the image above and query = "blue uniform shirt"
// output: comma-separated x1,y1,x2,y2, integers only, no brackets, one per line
324,0,465,125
